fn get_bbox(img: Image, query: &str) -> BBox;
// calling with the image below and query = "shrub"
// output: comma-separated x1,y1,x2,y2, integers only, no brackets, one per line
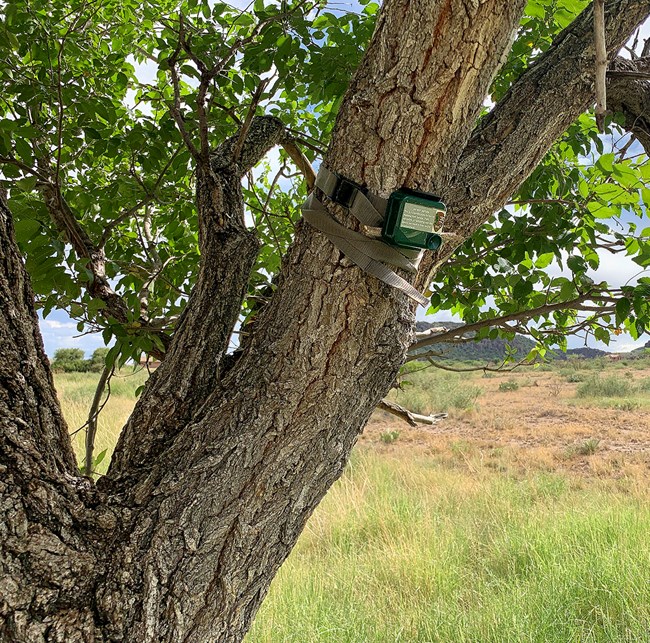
637,378,650,393
499,380,519,392
380,430,400,444
51,348,87,372
564,372,586,383
610,400,641,411
576,375,633,398
89,347,111,372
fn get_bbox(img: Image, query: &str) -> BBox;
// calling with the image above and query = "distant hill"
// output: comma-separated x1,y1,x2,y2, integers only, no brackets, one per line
414,321,535,362
413,322,641,362
553,347,609,360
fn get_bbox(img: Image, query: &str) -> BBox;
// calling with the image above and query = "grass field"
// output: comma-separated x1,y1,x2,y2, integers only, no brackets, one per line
54,358,650,641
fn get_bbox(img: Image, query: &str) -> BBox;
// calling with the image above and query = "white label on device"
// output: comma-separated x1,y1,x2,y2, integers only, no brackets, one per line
400,202,445,233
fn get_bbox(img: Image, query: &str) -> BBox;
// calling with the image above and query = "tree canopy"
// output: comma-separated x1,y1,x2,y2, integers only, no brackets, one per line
1,0,648,374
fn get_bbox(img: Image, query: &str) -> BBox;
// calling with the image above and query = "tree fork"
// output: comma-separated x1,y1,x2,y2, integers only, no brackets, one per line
95,3,530,640
108,116,289,484
3,2,650,642
417,0,650,285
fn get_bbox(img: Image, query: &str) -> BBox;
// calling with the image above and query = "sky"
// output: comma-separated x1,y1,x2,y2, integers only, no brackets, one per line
37,1,650,357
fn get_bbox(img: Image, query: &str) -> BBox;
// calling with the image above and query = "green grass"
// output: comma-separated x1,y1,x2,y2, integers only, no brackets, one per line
390,368,482,413
576,375,635,398
54,368,650,640
247,452,650,642
498,379,519,392
55,368,148,474
573,374,650,410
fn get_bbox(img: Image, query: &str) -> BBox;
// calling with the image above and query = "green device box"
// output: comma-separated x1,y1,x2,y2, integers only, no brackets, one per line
382,188,446,251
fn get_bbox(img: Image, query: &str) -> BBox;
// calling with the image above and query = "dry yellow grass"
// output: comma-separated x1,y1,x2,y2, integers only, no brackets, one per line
368,362,650,482
55,361,650,481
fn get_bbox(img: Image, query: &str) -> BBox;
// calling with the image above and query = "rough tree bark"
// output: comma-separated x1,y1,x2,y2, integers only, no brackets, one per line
2,1,650,641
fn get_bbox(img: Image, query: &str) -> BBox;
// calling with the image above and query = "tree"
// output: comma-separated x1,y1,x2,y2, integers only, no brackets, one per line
50,347,87,372
89,347,111,372
2,0,650,640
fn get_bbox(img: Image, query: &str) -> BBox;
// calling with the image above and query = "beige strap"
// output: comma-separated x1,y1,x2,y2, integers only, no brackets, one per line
302,169,430,306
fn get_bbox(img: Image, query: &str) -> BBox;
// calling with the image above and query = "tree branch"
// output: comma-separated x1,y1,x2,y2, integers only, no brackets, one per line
232,78,271,163
108,116,291,482
594,0,608,131
210,115,288,178
608,57,650,154
167,21,201,161
40,183,131,322
377,399,447,427
417,0,650,287
407,294,595,357
0,192,76,475
98,144,183,249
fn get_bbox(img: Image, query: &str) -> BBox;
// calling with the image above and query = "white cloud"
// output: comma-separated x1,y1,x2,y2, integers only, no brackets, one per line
615,339,648,353
43,320,78,330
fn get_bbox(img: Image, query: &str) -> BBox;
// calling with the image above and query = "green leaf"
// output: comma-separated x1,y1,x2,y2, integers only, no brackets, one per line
596,153,615,173
14,137,33,165
14,218,41,241
93,449,108,467
615,297,631,325
83,127,102,140
513,279,533,300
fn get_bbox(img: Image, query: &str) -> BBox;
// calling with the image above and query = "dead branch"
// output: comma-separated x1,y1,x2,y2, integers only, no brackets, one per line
281,139,316,190
377,399,448,427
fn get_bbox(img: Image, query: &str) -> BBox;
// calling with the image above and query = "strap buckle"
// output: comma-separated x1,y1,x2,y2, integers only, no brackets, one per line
331,173,365,209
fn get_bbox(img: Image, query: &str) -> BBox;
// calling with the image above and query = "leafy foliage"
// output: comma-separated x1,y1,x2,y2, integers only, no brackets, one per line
51,347,112,372
0,0,648,367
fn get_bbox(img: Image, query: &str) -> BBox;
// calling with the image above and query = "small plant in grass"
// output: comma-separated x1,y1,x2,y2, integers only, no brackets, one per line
450,385,482,410
380,430,400,444
576,375,633,398
499,380,519,392
637,378,650,393
566,438,601,458
610,400,641,411
565,372,586,383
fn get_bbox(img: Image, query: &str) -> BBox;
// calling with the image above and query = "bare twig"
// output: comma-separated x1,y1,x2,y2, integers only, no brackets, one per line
171,3,312,163
0,155,50,182
232,78,271,162
84,364,114,475
98,144,183,248
168,18,201,160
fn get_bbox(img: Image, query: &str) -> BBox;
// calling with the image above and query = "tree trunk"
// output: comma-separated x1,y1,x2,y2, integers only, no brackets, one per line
0,194,107,640
3,1,650,641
